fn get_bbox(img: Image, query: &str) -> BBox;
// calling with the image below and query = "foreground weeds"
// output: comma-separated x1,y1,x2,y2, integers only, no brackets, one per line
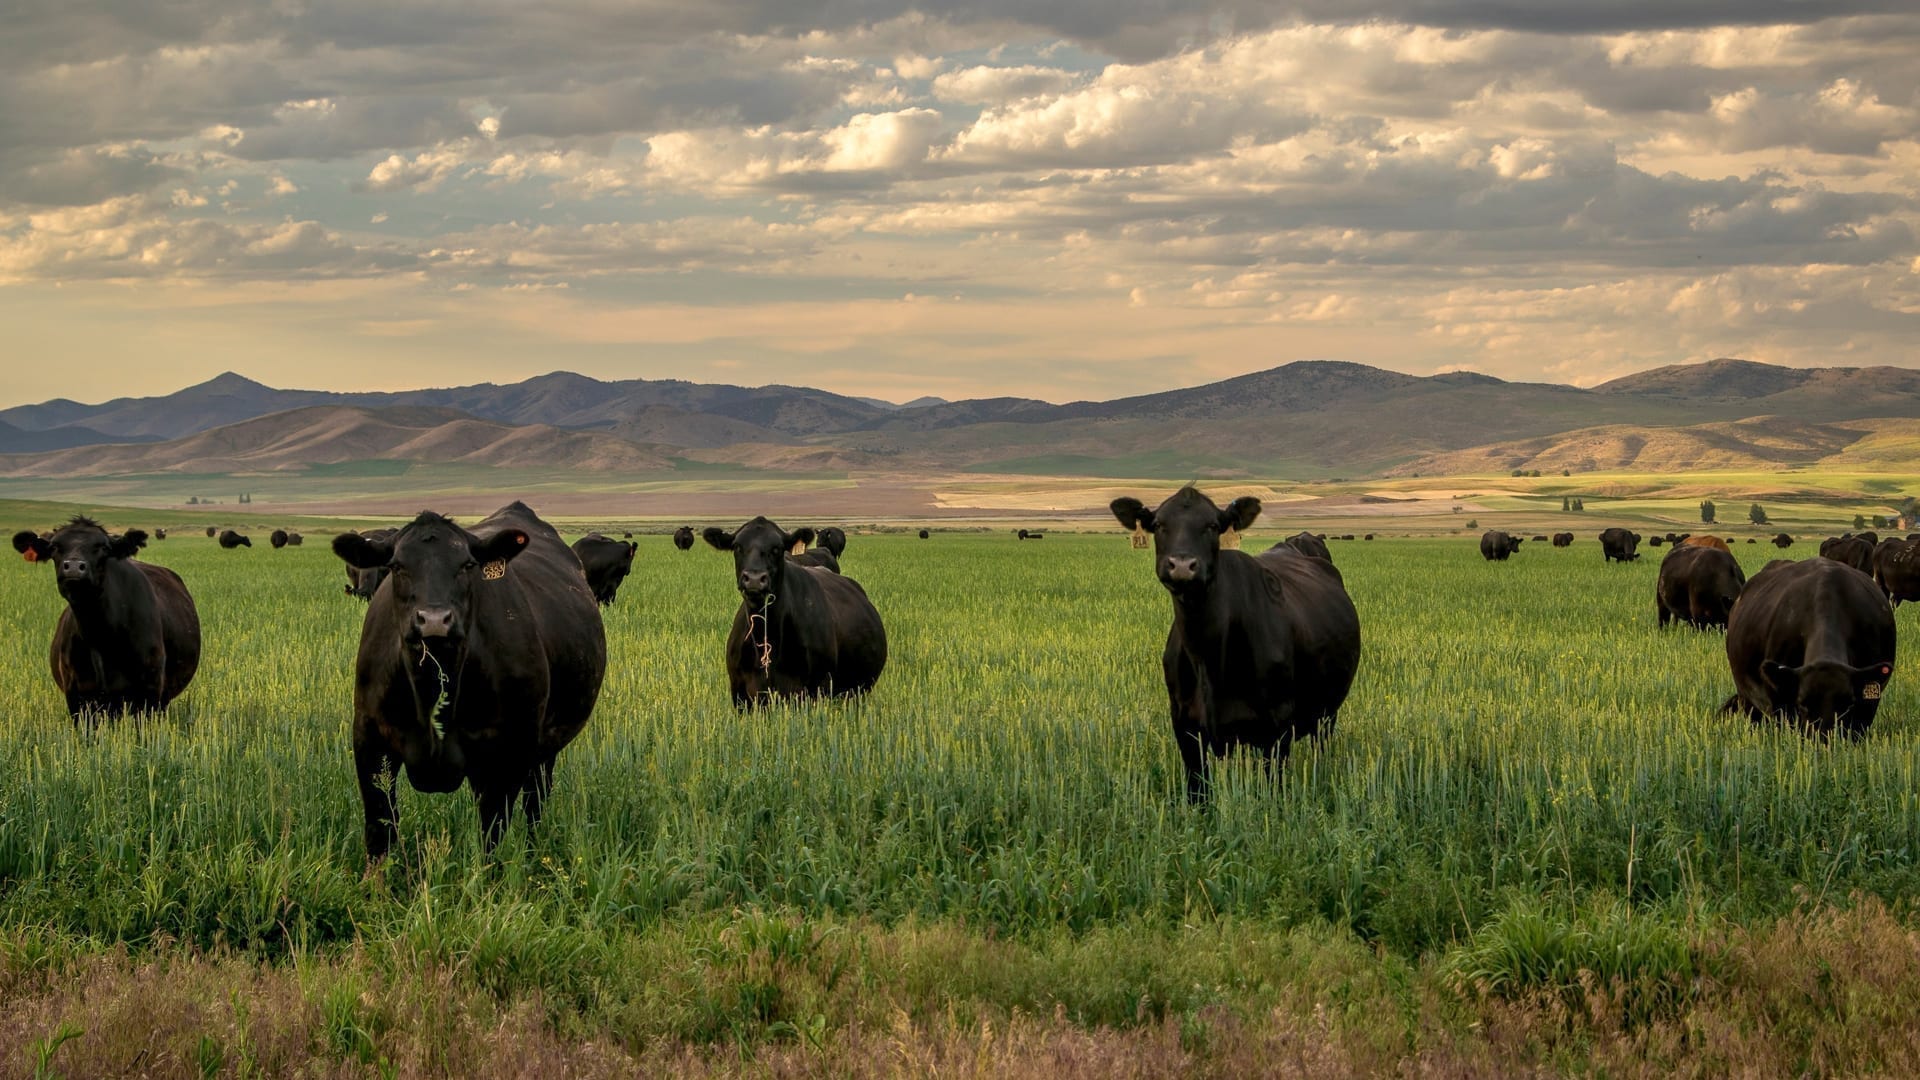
4,899,1920,1077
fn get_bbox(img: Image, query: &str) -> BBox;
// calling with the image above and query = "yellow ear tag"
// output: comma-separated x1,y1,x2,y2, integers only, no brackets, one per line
790,539,808,556
482,560,507,580
1130,524,1149,549
1220,527,1242,550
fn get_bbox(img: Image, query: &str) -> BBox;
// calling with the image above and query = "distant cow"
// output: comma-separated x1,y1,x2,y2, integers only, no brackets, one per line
1280,531,1332,562
704,517,887,708
815,526,848,558
918,529,930,539
571,533,637,606
218,529,251,549
286,531,303,546
1820,535,1875,575
1773,533,1794,549
153,528,167,540
1531,535,1549,542
270,529,290,549
673,526,695,551
1657,543,1746,630
1018,529,1046,540
1648,536,1664,547
341,528,397,599
1552,532,1574,547
1111,487,1361,802
1723,558,1894,737
1480,531,1523,561
334,501,606,859
1873,536,1920,606
1363,534,1374,541
1599,528,1641,563
12,518,201,720
1682,535,1730,554
1338,534,1355,541
205,526,217,538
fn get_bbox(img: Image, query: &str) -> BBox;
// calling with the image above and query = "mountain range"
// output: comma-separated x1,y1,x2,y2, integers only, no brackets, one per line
2,358,1919,479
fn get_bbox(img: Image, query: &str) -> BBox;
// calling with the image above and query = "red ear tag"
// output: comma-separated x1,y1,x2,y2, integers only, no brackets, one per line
22,549,38,563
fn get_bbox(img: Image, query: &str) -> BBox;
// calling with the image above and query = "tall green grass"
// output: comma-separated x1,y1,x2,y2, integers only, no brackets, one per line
2,532,1917,964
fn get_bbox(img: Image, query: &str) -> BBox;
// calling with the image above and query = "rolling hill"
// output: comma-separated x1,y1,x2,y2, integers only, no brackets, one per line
3,357,1919,478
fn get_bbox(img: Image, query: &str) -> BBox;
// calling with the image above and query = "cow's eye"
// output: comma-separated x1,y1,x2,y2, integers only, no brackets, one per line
461,559,478,572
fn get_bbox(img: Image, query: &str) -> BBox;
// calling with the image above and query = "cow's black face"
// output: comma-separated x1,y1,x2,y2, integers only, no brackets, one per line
704,517,812,606
334,514,529,651
14,519,145,596
1764,659,1892,729
1111,487,1261,597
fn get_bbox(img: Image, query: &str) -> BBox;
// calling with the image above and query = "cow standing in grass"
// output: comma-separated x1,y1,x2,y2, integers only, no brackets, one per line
1657,544,1746,630
571,533,637,606
704,517,886,708
333,501,606,860
1723,558,1894,737
12,517,201,720
673,526,695,551
1111,488,1362,803
1480,531,1523,560
1599,528,1641,562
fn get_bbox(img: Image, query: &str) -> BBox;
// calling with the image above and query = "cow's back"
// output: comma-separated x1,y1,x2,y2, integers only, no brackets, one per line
1729,558,1893,705
1250,548,1362,717
472,504,607,742
138,561,202,702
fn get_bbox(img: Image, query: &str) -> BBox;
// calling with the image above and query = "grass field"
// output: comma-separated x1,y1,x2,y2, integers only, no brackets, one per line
6,525,1920,1075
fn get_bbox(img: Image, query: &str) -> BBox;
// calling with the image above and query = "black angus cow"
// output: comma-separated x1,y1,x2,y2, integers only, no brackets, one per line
1773,533,1794,548
1599,527,1642,563
1531,535,1549,542
204,526,217,538
12,517,201,720
153,528,167,540
1363,534,1375,541
1338,534,1355,541
334,501,607,859
673,526,695,551
218,529,251,549
1111,488,1361,802
570,533,637,606
342,528,398,599
815,526,848,558
286,531,303,546
704,517,886,708
1873,536,1920,606
1479,530,1523,561
1657,543,1746,629
1552,532,1574,547
271,529,290,549
919,529,930,540
1017,529,1045,540
1820,534,1876,575
1723,558,1895,737
1280,531,1332,562
1648,536,1664,547
782,528,842,573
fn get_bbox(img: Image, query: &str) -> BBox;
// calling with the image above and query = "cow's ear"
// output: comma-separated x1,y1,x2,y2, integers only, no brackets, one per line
1219,497,1261,533
1848,662,1894,687
12,530,52,563
474,528,531,566
1110,497,1153,531
790,527,817,549
1760,660,1801,691
333,531,395,569
702,527,735,551
110,530,148,558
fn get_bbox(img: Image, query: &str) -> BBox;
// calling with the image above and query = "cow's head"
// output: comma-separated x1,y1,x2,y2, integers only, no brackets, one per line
1763,659,1893,730
1110,487,1261,596
13,517,147,596
704,517,809,606
333,513,529,651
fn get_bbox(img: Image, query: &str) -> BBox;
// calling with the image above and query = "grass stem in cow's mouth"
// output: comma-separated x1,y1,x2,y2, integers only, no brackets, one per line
416,642,452,740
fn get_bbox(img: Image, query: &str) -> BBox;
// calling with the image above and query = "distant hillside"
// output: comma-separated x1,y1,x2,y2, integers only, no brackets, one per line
0,406,672,478
1389,416,1920,476
5,357,1920,478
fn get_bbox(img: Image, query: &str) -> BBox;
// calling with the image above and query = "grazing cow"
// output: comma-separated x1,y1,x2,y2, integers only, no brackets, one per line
622,532,634,539
1746,538,1757,544
1280,531,1332,562
1723,558,1894,737
334,501,607,859
1873,536,1920,606
1338,534,1355,541
341,528,397,599
1657,543,1747,630
1649,536,1664,547
1682,535,1731,554
153,528,167,540
12,518,201,720
919,529,930,539
571,533,637,606
1363,534,1374,541
1110,488,1361,802
271,529,290,549
1531,535,1549,542
218,529,251,549
205,526,217,538
703,517,887,708
1552,532,1574,548
1479,530,1523,561
286,532,303,547
1820,535,1876,575
1773,534,1793,548
1599,528,1642,563
673,526,695,551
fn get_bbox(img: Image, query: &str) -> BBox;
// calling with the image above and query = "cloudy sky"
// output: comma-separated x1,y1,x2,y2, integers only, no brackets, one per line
3,1,1918,407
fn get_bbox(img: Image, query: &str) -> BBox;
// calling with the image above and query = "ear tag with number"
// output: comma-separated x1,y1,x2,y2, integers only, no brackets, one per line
482,560,507,580
789,539,808,556
1863,683,1884,701
1130,525,1149,550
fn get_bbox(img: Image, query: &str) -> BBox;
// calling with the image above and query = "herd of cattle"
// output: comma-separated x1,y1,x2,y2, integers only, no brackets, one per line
5,493,1911,859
